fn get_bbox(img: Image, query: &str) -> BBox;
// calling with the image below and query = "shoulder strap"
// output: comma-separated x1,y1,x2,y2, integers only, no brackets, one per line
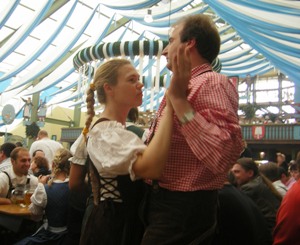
26,175,31,185
91,117,110,130
2,171,13,198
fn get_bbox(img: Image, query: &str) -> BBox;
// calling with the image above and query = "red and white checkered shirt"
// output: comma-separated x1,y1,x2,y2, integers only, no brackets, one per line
147,64,243,191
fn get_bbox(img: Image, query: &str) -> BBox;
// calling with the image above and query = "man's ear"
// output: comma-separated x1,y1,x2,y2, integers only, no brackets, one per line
248,169,254,178
186,38,196,49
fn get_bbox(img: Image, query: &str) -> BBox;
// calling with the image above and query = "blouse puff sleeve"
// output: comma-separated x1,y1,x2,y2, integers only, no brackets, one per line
69,133,87,166
29,182,47,217
87,121,147,180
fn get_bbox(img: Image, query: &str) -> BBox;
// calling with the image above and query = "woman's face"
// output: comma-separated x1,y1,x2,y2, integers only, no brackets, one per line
109,64,143,107
290,169,300,180
30,160,37,173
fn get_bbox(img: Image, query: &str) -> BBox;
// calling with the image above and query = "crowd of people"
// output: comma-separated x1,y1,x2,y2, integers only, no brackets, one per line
0,13,299,245
0,130,67,244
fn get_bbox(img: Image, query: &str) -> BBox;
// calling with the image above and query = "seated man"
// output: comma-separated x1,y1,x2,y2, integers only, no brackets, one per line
213,173,272,245
0,148,49,243
15,148,72,245
232,158,282,236
0,147,39,205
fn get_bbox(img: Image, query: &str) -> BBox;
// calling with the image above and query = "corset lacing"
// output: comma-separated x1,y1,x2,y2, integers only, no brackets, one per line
99,176,122,202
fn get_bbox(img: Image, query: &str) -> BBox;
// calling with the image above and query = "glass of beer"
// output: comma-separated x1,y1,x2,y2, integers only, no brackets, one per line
24,185,37,206
11,184,25,206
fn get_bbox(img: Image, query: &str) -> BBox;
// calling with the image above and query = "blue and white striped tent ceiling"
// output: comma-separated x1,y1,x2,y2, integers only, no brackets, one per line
0,0,299,118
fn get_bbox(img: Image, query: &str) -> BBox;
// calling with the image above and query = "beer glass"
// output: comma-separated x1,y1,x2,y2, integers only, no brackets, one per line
11,184,25,205
24,184,37,206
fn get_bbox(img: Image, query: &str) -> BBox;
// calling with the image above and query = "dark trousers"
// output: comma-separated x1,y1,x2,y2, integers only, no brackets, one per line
140,184,218,245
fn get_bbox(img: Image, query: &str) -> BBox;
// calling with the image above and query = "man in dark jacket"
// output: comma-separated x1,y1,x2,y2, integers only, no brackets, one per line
232,158,281,236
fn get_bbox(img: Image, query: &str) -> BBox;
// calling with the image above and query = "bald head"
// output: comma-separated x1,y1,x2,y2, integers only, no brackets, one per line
38,130,48,139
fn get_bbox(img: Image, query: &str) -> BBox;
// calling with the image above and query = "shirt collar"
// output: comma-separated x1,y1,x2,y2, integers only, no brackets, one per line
191,63,212,78
9,166,18,180
9,166,28,181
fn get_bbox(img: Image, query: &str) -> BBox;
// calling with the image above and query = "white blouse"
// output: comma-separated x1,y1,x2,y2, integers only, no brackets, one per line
70,120,147,180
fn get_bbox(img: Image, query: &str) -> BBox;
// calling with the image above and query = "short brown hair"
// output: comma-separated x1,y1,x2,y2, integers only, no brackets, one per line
0,143,16,158
236,158,259,177
176,14,220,63
10,147,29,161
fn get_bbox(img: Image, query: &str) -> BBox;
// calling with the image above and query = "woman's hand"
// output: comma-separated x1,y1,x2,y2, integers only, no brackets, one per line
168,43,191,102
38,175,50,184
165,89,174,114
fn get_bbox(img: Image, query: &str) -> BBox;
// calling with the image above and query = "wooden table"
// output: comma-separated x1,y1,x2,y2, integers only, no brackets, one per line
0,204,32,232
0,204,31,216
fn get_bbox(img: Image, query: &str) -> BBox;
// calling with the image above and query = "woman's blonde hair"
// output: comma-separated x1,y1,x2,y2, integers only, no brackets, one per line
83,58,132,139
48,148,72,186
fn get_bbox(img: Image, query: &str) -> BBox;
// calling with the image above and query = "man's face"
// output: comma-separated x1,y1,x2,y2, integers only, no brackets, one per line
162,23,184,71
12,150,31,176
231,164,253,187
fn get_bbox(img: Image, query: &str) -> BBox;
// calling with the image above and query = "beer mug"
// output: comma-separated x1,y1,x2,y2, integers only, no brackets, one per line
24,184,37,206
11,184,25,205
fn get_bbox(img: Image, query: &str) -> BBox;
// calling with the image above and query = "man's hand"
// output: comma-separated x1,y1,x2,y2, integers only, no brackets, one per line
0,197,12,205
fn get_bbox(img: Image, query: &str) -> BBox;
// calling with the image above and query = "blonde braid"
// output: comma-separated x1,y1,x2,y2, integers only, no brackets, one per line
83,85,95,141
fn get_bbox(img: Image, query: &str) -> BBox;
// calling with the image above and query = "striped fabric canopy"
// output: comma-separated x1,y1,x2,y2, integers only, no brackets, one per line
0,0,299,124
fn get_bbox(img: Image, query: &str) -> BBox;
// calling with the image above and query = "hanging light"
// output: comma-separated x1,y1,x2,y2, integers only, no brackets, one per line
144,9,153,23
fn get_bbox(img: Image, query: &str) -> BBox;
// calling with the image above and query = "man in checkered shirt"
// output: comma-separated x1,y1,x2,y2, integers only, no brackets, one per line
141,14,243,245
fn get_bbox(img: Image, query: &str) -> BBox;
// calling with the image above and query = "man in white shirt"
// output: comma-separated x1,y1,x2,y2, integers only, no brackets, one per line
29,130,63,169
0,142,16,172
0,147,39,204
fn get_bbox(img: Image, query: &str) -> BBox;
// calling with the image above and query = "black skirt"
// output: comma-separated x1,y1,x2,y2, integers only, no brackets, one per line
80,177,145,245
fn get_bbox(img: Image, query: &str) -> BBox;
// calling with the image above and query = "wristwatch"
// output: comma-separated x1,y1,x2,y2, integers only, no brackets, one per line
179,110,195,124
